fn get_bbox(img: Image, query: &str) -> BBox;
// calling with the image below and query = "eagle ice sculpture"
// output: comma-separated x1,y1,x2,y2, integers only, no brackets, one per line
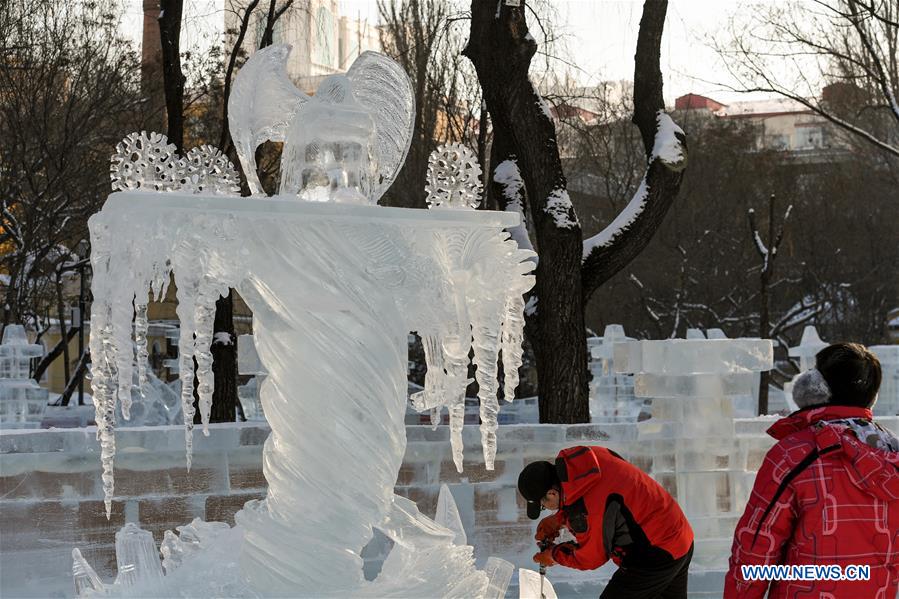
228,44,415,203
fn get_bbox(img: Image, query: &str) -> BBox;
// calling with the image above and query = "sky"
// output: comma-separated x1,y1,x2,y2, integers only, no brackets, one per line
120,0,777,105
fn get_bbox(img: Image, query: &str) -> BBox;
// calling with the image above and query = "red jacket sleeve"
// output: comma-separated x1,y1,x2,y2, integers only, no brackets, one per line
724,441,799,599
549,512,608,571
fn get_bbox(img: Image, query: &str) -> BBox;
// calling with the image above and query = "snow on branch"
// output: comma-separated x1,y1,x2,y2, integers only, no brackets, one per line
651,112,686,166
582,178,648,259
748,209,769,257
582,111,684,260
494,159,536,256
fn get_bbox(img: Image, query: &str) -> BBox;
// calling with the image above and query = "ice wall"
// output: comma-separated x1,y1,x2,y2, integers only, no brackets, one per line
587,325,639,423
615,337,775,570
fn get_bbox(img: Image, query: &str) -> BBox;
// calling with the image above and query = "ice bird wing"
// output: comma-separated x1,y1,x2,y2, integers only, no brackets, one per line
228,44,308,196
346,51,415,204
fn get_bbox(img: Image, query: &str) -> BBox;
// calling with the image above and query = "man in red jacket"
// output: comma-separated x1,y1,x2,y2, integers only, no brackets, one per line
518,445,694,598
725,342,899,598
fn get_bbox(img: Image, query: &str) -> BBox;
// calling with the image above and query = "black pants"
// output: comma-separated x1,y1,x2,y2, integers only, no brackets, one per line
599,544,693,599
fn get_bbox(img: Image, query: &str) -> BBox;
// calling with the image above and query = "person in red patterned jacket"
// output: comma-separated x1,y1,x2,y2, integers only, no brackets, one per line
517,445,694,598
725,342,899,598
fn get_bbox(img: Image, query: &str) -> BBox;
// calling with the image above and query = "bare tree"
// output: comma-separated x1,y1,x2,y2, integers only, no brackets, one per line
378,0,482,208
748,194,792,414
717,0,899,159
0,0,148,334
464,0,686,423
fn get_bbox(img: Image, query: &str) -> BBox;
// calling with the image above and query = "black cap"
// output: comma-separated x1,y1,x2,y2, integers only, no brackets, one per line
518,461,559,520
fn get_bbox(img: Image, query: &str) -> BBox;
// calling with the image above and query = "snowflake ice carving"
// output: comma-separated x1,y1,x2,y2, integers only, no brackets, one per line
110,131,179,191
178,145,241,195
425,143,483,209
110,132,240,195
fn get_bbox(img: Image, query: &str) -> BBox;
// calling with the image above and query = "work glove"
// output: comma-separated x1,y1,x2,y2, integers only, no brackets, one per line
533,544,556,567
535,513,562,543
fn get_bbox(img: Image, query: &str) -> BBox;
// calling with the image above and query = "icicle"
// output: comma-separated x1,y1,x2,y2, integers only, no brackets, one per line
500,293,526,402
443,333,471,473
91,317,118,519
134,301,149,397
472,317,502,470
114,297,136,420
413,335,446,412
193,285,217,435
174,274,198,470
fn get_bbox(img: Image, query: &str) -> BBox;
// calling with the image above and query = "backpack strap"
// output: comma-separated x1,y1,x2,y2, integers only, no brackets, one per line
751,443,841,548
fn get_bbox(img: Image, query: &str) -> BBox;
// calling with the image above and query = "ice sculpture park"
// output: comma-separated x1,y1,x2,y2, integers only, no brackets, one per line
1,45,898,599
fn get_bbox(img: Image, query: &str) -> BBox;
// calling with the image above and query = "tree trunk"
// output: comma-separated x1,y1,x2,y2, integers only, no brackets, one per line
159,0,185,153
209,291,238,422
464,0,589,423
31,325,78,383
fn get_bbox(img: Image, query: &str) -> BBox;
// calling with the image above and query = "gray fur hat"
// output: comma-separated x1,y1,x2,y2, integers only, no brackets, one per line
792,368,832,408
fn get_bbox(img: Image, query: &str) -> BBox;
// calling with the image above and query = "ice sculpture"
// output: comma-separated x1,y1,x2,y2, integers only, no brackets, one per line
110,132,239,195
87,191,531,596
870,345,898,416
281,74,376,202
84,42,531,596
114,523,164,585
0,324,48,427
788,325,827,371
518,568,558,599
781,326,828,413
616,338,774,569
435,483,467,545
587,324,638,422
426,143,484,209
229,45,414,201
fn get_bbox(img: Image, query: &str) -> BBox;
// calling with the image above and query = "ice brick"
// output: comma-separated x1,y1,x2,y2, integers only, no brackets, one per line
634,372,754,398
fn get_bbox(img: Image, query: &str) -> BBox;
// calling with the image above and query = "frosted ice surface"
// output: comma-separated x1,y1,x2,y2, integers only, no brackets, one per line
634,372,755,398
0,324,49,426
72,548,105,597
483,557,514,599
615,339,772,374
435,483,467,545
519,568,558,599
686,328,706,339
114,523,163,585
236,333,266,375
869,345,898,416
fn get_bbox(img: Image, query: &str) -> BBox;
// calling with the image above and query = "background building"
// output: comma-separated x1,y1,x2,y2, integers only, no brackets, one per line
224,0,380,93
